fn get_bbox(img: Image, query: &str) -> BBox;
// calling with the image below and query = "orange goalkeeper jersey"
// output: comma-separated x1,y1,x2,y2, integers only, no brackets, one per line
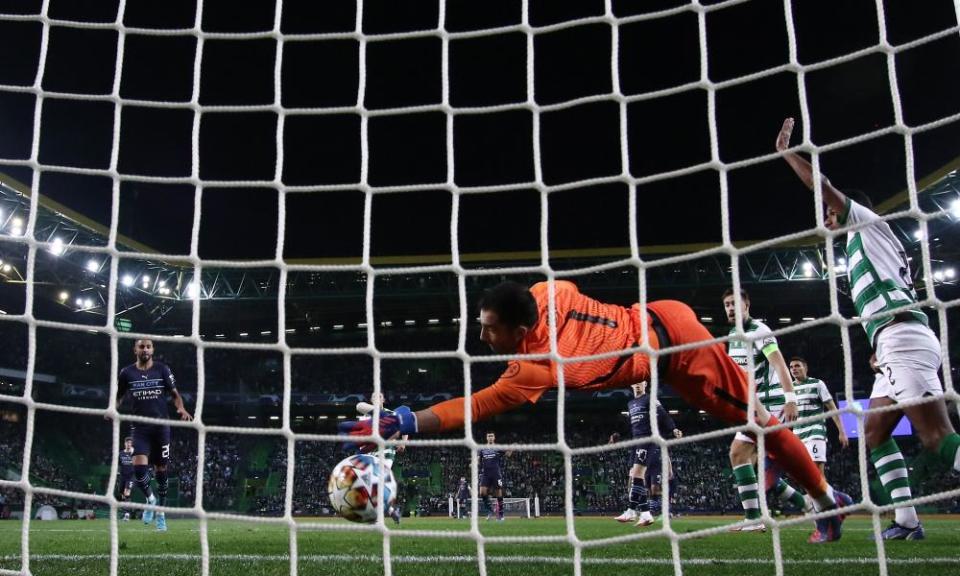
516,280,653,395
429,281,664,431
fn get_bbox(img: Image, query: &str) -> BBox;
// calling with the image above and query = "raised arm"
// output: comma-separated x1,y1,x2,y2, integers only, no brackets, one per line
776,117,847,214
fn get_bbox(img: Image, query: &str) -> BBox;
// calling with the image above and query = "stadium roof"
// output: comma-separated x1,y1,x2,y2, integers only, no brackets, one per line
0,0,959,338
0,0,958,260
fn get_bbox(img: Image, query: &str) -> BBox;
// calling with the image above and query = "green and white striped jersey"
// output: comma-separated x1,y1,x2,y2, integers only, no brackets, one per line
792,377,833,441
726,319,784,410
359,407,398,462
841,198,927,347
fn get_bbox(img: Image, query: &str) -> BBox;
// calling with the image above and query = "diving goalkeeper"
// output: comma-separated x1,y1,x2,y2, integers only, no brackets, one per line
341,280,853,542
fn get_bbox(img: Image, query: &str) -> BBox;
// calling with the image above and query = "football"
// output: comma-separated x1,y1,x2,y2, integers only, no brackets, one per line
327,454,398,523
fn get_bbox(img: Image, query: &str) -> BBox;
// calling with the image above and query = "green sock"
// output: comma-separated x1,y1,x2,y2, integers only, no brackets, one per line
938,433,960,472
870,438,912,504
774,478,807,510
733,464,761,520
870,438,919,528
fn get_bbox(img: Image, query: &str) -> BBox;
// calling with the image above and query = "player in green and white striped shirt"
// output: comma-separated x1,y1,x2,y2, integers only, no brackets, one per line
787,357,849,474
722,289,806,531
778,117,960,540
357,393,406,524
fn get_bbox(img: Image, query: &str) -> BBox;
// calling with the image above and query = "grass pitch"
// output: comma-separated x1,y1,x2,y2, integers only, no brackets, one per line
1,514,957,576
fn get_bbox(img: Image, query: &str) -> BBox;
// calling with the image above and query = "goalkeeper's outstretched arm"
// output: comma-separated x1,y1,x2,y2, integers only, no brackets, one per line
414,361,552,433
340,361,553,447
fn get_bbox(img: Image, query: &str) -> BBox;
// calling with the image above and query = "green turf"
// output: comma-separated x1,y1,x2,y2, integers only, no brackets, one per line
0,515,957,576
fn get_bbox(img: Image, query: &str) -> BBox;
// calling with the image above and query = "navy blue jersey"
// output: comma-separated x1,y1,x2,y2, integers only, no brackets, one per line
627,394,676,439
456,479,470,499
119,450,134,474
117,362,177,419
479,448,505,474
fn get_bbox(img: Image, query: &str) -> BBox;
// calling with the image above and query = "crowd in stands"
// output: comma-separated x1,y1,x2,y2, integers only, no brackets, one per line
158,433,243,511
0,418,89,512
290,441,340,516
0,319,958,521
0,410,957,519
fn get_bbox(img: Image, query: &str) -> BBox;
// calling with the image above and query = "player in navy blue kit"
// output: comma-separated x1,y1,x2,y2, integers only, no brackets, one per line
114,339,192,532
478,432,511,521
454,476,471,519
118,436,135,521
610,381,683,527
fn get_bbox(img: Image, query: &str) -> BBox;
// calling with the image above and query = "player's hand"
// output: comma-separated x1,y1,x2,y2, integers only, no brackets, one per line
839,434,850,449
178,409,193,421
781,402,798,422
673,429,683,439
338,405,417,453
608,432,621,444
776,117,795,152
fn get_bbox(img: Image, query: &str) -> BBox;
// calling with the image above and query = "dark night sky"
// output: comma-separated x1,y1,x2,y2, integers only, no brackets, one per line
0,0,958,261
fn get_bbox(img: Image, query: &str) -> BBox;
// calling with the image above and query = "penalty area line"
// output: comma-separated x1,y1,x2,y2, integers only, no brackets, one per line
3,554,960,565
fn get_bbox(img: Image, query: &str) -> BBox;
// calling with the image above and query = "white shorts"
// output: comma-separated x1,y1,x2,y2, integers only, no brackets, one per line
733,406,782,445
871,322,943,402
804,439,827,463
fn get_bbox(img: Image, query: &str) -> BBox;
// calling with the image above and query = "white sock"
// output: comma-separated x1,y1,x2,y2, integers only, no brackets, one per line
811,484,835,512
894,506,919,529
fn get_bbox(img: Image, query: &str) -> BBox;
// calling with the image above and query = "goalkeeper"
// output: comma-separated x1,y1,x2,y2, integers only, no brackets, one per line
342,280,853,542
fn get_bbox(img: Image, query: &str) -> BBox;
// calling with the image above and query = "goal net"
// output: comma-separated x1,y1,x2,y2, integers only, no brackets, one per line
0,1,959,576
449,496,534,519
501,498,532,519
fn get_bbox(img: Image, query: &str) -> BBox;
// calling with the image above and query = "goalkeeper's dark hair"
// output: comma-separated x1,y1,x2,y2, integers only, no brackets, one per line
479,282,539,329
844,188,873,210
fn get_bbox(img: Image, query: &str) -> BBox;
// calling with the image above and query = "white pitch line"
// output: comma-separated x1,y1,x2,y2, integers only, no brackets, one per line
0,528,222,533
3,554,959,565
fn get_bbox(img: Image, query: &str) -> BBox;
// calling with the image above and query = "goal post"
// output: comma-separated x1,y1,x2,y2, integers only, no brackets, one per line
448,496,535,519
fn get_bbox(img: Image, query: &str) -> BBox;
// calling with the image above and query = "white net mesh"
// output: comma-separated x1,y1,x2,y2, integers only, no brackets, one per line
0,0,959,575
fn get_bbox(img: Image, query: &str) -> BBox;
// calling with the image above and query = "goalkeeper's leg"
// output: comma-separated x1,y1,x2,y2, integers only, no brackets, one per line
660,319,850,541
661,308,840,504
